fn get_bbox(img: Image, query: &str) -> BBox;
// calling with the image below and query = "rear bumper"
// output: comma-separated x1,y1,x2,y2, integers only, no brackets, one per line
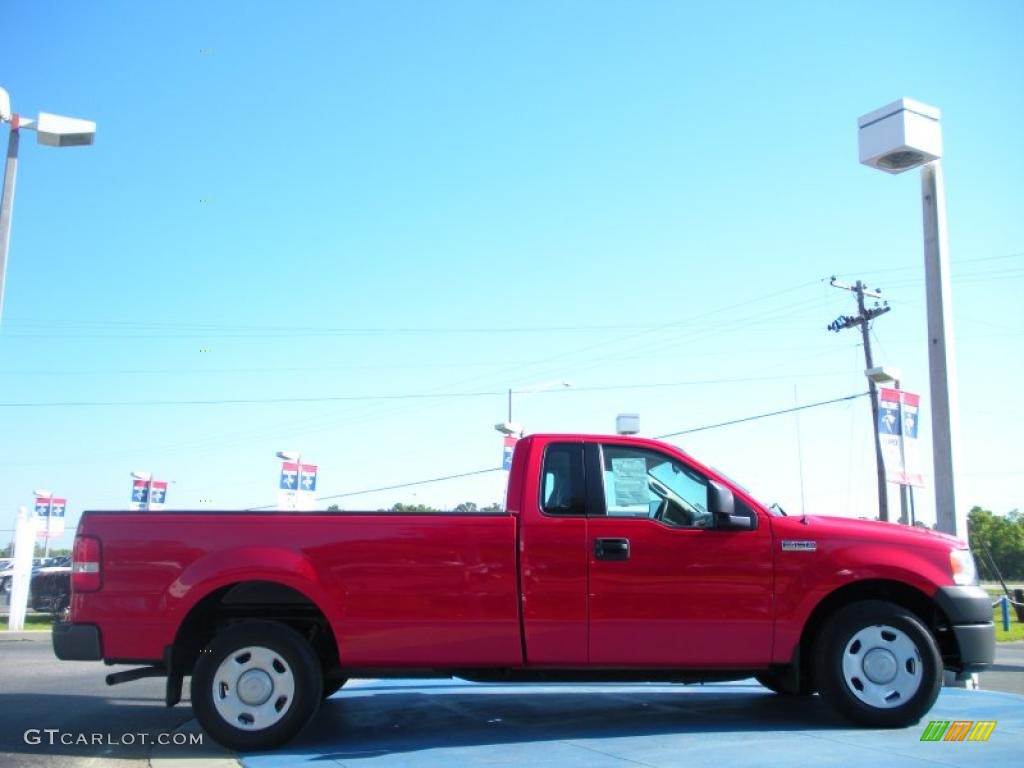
52,622,102,661
934,586,996,669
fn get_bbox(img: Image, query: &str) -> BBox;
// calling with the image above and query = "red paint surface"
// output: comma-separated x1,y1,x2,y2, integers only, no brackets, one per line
68,434,964,671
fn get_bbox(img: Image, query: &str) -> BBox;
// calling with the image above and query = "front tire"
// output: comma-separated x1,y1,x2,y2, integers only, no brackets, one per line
814,600,941,727
191,620,323,751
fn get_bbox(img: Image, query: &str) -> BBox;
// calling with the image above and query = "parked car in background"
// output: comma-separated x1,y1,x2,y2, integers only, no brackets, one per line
30,566,71,616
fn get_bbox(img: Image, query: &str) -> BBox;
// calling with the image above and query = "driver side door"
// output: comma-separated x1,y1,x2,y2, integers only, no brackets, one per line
587,442,774,666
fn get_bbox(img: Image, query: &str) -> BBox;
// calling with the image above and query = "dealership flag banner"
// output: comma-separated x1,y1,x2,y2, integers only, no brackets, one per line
877,387,924,488
278,462,318,511
502,437,518,470
129,479,149,511
149,481,168,511
33,496,67,537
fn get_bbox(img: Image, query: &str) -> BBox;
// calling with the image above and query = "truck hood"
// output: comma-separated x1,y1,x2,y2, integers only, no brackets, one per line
773,513,967,550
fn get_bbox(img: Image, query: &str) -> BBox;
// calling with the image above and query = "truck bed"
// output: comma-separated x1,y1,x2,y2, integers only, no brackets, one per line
74,510,522,665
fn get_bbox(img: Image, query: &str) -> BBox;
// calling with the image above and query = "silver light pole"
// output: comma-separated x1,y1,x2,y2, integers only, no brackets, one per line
858,98,964,539
0,87,96,325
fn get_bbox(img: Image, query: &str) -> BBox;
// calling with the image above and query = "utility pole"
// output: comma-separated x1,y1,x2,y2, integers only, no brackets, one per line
827,278,892,522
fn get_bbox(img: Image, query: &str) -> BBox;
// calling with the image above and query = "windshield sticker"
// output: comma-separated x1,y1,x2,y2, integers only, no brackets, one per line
611,457,649,506
781,540,817,552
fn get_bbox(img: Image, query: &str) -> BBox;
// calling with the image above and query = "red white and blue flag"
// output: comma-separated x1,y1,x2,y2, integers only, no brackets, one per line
877,388,924,488
502,437,517,471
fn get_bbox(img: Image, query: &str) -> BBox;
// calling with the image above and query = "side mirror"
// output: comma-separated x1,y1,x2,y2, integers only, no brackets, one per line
710,481,756,530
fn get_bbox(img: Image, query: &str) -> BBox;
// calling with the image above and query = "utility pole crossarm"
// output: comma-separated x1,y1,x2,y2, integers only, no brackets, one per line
825,277,893,522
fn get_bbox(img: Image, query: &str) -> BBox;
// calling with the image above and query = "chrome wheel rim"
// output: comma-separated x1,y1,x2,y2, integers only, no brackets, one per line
841,623,923,709
212,645,296,730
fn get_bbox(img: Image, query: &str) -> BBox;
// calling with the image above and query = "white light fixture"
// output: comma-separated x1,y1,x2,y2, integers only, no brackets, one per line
858,98,941,174
616,413,640,435
276,450,300,462
494,422,524,437
865,366,902,386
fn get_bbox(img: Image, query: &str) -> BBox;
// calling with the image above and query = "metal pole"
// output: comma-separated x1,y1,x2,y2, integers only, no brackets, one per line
856,281,890,523
921,161,964,538
507,388,512,423
43,497,52,558
894,380,910,525
0,127,21,325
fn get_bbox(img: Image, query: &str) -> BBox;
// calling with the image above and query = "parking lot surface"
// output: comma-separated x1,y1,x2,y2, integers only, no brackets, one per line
239,678,1022,768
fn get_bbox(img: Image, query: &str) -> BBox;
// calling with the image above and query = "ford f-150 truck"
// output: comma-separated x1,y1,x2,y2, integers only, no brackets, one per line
53,433,995,750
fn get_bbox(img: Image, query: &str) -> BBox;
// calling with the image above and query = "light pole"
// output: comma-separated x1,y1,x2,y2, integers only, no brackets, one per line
858,98,963,539
0,87,96,325
494,380,572,437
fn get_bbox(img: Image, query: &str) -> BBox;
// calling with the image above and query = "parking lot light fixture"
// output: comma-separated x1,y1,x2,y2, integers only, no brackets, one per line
857,98,963,539
0,87,96,326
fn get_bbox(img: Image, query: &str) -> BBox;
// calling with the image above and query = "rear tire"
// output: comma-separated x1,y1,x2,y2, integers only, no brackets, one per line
191,620,323,750
813,600,941,727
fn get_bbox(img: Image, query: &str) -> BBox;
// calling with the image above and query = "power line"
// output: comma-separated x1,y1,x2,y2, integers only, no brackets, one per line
0,370,862,408
244,466,503,510
654,392,869,439
242,393,870,510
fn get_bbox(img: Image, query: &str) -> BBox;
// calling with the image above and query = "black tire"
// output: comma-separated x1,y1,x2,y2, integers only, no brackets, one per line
813,600,941,727
191,620,323,751
322,676,348,699
755,670,813,696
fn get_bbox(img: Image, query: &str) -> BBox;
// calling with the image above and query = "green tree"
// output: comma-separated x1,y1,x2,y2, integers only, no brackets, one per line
390,502,441,513
969,506,1024,580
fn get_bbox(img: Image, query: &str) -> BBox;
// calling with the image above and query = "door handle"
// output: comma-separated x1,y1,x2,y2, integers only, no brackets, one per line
595,537,630,561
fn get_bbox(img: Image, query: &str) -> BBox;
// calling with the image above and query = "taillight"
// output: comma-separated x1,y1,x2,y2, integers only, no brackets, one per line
72,535,102,592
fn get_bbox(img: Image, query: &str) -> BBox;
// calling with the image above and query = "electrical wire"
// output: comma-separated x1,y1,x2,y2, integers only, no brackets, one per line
654,392,869,439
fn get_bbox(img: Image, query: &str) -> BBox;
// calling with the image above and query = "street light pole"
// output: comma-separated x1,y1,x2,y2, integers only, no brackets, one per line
0,121,20,323
0,86,96,326
858,98,964,538
920,161,963,538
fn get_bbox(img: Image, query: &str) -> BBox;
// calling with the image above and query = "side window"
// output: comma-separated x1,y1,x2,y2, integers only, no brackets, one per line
601,445,712,529
540,443,585,516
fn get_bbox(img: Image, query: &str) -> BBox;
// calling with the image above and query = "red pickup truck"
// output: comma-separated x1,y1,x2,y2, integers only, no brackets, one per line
54,433,994,750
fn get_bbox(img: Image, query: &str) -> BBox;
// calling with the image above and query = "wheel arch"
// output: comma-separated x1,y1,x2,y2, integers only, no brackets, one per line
791,579,956,688
171,579,341,681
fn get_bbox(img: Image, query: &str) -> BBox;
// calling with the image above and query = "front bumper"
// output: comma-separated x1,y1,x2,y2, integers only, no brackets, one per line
52,622,102,661
934,586,996,669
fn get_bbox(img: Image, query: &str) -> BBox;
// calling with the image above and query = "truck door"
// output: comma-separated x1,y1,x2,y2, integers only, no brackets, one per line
587,441,774,666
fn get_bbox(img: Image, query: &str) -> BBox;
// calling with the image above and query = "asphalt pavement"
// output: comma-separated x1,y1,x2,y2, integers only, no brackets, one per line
1,633,1022,768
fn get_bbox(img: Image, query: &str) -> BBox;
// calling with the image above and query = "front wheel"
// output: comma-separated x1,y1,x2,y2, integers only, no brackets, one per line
813,600,941,727
191,620,323,751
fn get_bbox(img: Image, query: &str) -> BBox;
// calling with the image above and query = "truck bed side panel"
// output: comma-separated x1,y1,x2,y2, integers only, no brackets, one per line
73,512,522,666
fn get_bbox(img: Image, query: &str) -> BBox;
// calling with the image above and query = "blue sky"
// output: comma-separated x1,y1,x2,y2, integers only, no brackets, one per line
1,0,1022,549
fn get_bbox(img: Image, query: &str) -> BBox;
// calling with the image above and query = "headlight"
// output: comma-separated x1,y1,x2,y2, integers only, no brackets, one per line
950,549,978,586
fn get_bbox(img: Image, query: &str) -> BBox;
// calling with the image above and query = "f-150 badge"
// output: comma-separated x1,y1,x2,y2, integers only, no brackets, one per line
781,540,817,551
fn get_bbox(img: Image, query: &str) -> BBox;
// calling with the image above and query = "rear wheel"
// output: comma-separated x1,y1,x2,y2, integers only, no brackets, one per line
813,600,941,727
191,620,323,750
